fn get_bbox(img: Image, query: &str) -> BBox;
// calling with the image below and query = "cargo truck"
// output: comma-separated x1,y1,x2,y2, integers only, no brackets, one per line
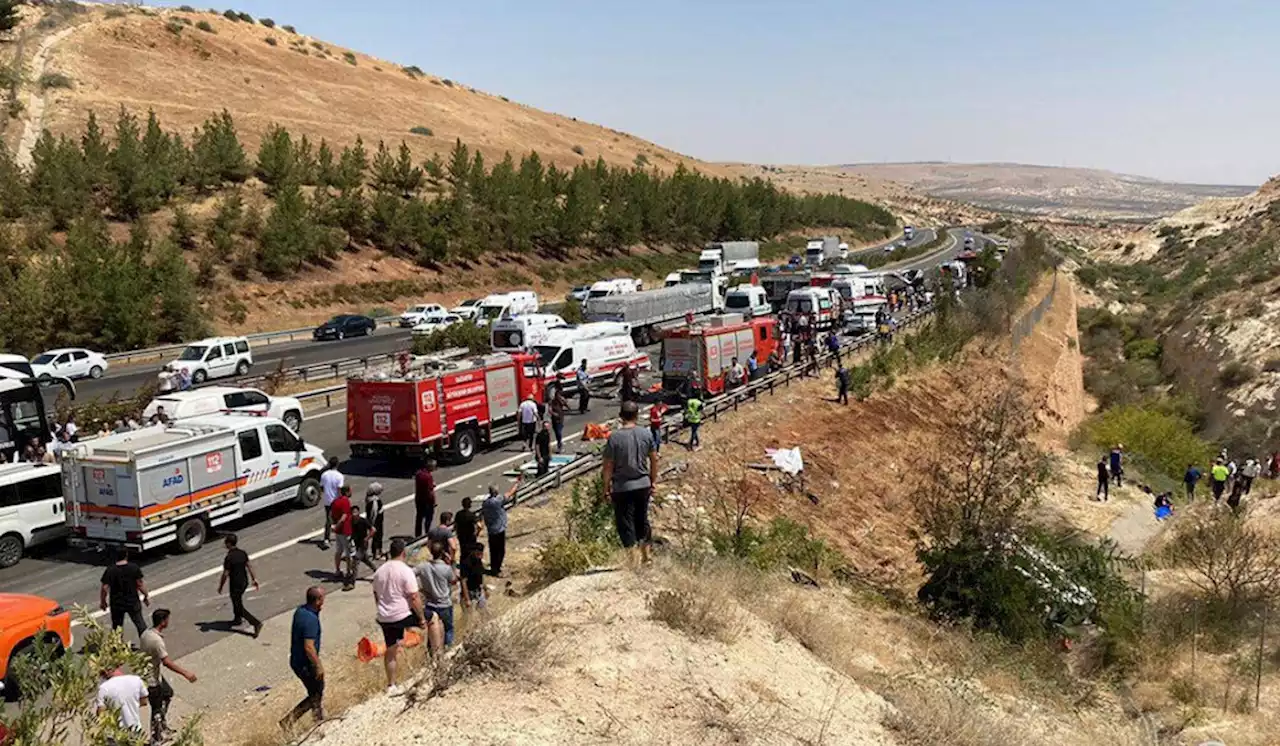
660,314,779,395
804,236,841,267
904,226,915,242
346,352,545,463
584,280,725,346
64,413,327,553
698,241,761,275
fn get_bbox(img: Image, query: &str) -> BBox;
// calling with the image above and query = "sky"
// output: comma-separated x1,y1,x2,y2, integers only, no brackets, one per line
152,0,1279,185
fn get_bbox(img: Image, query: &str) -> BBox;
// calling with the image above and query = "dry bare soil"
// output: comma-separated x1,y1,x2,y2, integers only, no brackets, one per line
838,162,1254,221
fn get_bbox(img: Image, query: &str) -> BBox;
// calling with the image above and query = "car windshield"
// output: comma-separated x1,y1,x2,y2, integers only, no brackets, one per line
481,305,506,320
461,299,480,307
587,289,610,298
178,345,208,361
32,354,56,364
533,345,561,368
725,295,750,309
407,306,427,314
326,316,346,324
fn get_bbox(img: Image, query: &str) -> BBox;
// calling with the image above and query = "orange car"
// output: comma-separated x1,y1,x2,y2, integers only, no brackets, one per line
0,593,73,701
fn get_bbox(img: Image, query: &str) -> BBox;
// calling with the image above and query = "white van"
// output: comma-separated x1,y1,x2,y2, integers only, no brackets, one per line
785,287,839,330
165,337,252,384
0,463,66,568
724,285,772,318
663,272,683,288
476,291,539,327
587,278,642,300
533,323,650,391
0,354,34,379
142,387,305,432
490,314,567,352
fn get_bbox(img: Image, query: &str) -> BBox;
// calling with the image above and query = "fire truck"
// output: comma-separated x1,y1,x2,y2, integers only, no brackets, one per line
660,314,780,396
346,352,546,463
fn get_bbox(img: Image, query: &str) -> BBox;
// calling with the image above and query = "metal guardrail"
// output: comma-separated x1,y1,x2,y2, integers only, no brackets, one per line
102,316,401,366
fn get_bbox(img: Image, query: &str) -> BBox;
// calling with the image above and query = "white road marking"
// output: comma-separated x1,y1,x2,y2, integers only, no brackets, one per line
81,431,585,623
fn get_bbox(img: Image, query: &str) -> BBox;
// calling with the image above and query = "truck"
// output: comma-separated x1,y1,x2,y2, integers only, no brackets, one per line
698,241,760,276
963,233,975,250
586,278,642,300
759,270,814,311
64,413,327,553
904,226,915,242
584,280,724,346
661,314,780,395
346,351,545,463
804,236,841,267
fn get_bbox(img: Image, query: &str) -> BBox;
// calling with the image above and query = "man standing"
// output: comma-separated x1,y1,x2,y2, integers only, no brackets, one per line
518,394,539,450
330,486,354,590
602,401,659,566
416,540,460,647
217,534,262,638
726,357,744,389
826,332,841,367
1096,458,1110,501
535,420,552,476
348,505,379,580
1210,459,1230,503
281,587,325,730
482,481,519,577
1183,463,1202,502
1109,445,1124,487
684,388,704,451
649,401,667,452
549,384,568,452
454,497,480,557
620,362,636,403
835,365,850,405
1242,458,1261,495
371,539,428,693
576,360,591,413
746,351,759,380
427,511,460,563
100,547,149,640
96,667,149,737
319,456,344,551
139,609,197,743
414,459,437,537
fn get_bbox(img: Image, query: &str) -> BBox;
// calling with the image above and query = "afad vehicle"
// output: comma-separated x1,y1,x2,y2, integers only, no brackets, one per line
661,314,780,396
346,352,547,463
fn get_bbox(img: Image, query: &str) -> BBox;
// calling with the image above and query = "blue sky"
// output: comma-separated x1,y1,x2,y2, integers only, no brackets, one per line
153,1,1277,185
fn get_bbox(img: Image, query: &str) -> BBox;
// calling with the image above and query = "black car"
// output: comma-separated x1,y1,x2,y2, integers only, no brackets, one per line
313,314,376,340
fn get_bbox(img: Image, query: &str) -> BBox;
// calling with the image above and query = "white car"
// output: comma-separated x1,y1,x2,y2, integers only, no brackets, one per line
412,314,462,337
30,348,109,380
142,387,305,432
399,304,448,328
450,299,483,320
165,336,252,384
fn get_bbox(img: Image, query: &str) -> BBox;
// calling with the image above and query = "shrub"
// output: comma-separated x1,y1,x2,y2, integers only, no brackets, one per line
402,65,424,78
38,72,73,90
260,17,275,27
309,40,323,51
571,144,585,156
222,9,239,21
237,12,252,22
561,299,584,324
196,19,215,32
1166,512,1280,611
409,320,490,356
105,7,127,19
282,24,296,33
441,78,454,87
1218,360,1255,388
1086,404,1212,480
648,585,742,643
408,125,433,137
165,20,184,34
1122,337,1161,361
263,35,276,46
1074,265,1100,288
178,4,195,10
343,51,356,65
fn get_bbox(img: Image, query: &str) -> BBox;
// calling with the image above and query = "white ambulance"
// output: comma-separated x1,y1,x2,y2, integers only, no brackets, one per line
532,323,650,392
490,313,567,352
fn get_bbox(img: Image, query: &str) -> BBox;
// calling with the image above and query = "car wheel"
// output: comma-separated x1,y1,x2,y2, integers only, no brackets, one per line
175,517,207,553
337,330,345,341
89,365,104,379
0,534,24,569
451,428,478,464
235,361,250,377
295,476,322,508
283,410,303,432
192,369,208,384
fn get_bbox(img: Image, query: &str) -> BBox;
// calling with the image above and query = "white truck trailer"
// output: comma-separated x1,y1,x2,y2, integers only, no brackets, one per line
698,241,761,275
584,280,724,346
64,413,327,553
804,236,841,267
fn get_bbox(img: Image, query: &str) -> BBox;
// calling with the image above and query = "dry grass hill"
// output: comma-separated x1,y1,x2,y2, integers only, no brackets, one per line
839,162,1254,221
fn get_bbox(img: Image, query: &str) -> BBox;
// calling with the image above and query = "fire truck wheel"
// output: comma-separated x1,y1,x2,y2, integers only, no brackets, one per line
175,518,208,553
296,477,322,508
451,429,478,464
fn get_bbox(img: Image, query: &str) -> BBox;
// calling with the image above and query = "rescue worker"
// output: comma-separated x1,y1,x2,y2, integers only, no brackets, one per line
575,360,591,413
835,365,850,405
684,388,704,451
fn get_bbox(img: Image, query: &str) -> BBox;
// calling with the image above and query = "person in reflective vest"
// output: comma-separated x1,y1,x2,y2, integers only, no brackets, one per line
684,390,704,451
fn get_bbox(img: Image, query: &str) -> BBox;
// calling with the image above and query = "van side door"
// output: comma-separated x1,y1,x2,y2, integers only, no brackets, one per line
264,423,307,500
235,425,277,509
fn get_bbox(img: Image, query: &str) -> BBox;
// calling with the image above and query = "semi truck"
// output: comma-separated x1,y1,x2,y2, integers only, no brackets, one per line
698,241,761,275
64,413,327,553
904,226,915,242
804,236,841,267
584,280,725,346
661,314,780,395
346,351,545,463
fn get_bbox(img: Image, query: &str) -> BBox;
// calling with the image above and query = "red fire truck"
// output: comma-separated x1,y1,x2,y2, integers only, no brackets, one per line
346,352,545,463
660,314,780,396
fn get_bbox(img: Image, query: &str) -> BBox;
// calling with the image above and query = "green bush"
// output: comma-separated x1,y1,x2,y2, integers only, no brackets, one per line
442,78,455,87
402,65,424,78
38,72,73,90
263,35,277,46
409,320,491,355
1122,337,1161,361
561,299,584,324
1074,265,1100,288
1218,360,1255,389
178,4,194,10
165,20,184,34
196,19,214,32
1086,404,1213,480
343,51,356,65
408,125,433,137
282,24,296,33
222,9,239,21
260,17,275,27
709,516,838,574
105,7,127,19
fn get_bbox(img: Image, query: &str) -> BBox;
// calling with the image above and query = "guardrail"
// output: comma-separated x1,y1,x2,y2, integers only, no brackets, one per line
102,316,401,366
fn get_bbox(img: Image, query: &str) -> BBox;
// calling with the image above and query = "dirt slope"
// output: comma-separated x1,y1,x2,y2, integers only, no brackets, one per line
37,5,723,175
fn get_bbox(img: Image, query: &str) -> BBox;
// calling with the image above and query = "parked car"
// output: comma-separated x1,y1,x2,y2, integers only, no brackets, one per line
314,314,376,341
1,592,72,701
399,304,448,328
412,314,462,337
449,299,483,320
565,285,591,303
142,386,306,432
165,337,252,384
787,255,803,267
29,348,108,380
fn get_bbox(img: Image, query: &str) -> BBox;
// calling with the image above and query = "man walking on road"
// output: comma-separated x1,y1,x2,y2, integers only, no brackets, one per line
835,365,850,405
482,481,519,577
281,587,325,731
685,389,704,451
549,384,568,452
140,609,197,743
100,547,149,640
319,456,344,551
603,401,659,566
576,360,591,413
218,534,262,638
519,394,539,450
372,539,428,694
414,459,437,537
330,486,355,591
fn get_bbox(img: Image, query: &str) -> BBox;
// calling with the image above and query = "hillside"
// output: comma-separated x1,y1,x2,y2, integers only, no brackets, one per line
838,162,1254,221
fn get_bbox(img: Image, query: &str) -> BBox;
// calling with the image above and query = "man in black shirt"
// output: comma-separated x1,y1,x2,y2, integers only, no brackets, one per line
535,420,552,476
348,505,378,580
460,542,486,609
454,497,479,555
217,534,262,638
100,547,149,639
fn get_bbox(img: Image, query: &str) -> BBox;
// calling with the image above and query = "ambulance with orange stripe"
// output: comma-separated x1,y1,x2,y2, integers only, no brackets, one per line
63,413,327,554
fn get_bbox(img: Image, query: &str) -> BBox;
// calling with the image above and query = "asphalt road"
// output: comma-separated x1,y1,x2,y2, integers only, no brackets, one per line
0,227,981,663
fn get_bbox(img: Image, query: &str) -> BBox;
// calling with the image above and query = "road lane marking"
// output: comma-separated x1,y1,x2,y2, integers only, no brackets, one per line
80,431,585,623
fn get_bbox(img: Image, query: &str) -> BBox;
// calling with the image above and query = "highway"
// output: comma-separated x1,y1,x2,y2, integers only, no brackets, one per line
0,227,979,663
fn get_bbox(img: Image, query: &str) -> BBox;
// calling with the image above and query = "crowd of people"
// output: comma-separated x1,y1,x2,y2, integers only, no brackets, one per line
1093,443,1280,516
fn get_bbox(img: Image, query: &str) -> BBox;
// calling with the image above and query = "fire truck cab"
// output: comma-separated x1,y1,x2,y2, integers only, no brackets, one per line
660,314,779,396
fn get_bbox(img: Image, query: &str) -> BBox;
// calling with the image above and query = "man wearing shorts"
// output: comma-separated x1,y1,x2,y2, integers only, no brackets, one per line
330,486,354,591
370,538,427,694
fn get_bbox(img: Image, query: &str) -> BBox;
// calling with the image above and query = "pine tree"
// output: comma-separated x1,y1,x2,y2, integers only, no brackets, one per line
80,111,111,195
258,181,311,277
0,144,27,220
315,139,336,187
370,140,397,194
151,237,207,343
169,204,198,251
335,137,368,191
255,124,295,194
0,0,20,34
141,111,179,202
392,142,423,197
109,107,156,219
443,139,475,259
294,134,317,186
28,132,88,230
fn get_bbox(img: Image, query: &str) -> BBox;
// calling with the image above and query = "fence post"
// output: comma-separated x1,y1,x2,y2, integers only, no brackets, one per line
1257,602,1268,711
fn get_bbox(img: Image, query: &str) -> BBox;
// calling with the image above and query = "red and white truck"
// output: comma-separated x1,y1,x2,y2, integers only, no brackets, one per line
346,352,546,463
660,314,780,396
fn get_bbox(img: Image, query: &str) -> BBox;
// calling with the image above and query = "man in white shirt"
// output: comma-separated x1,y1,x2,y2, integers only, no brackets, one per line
96,668,149,735
518,395,539,450
319,456,344,551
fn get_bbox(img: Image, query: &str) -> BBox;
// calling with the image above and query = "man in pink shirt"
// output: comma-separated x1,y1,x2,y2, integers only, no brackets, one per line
370,538,427,694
